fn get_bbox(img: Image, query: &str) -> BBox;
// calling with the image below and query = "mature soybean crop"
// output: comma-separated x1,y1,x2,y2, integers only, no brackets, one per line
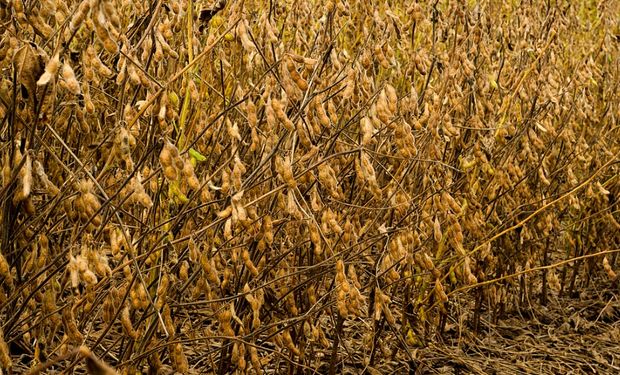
0,0,619,374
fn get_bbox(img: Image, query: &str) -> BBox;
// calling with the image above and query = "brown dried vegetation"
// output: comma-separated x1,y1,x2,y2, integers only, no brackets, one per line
0,0,619,374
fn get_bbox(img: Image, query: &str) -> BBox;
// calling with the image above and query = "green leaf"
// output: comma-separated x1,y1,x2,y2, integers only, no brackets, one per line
169,182,189,204
189,147,207,162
